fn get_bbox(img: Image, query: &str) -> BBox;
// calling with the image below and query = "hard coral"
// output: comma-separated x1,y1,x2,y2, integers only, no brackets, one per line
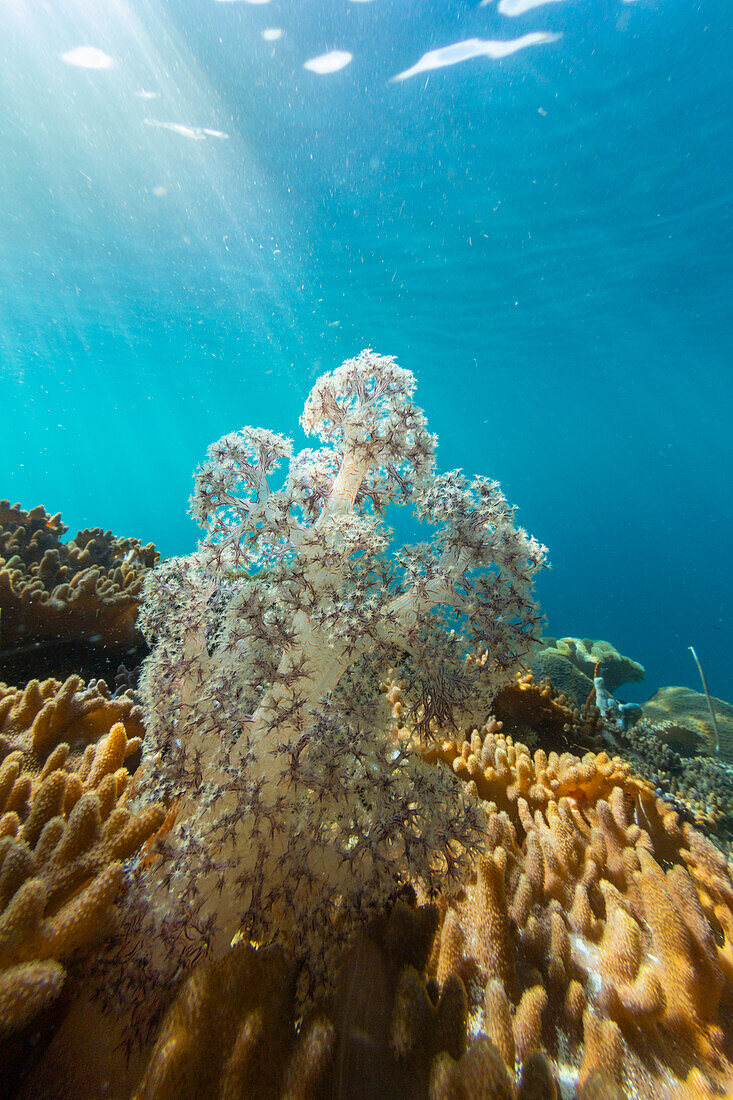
0,675,145,769
536,639,645,698
0,692,164,1038
0,500,157,665
422,719,644,815
612,717,733,844
489,671,602,749
134,941,334,1100
427,725,733,1097
124,350,546,1016
643,685,733,760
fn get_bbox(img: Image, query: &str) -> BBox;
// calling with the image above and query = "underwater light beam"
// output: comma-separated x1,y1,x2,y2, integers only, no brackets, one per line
0,0,306,376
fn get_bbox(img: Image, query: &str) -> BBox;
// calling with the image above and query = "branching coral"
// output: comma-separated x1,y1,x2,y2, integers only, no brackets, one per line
424,724,733,1097
133,941,334,1100
122,350,546,1026
0,692,164,1039
0,500,157,661
0,675,145,769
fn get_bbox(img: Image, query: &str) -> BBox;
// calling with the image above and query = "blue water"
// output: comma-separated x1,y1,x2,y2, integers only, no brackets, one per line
1,0,730,703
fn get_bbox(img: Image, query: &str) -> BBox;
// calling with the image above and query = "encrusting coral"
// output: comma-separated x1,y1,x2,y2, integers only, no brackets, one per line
104,349,547,1028
0,677,165,1041
0,500,157,666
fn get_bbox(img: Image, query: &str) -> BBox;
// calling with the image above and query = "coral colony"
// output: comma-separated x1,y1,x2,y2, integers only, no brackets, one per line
4,357,733,1098
132,349,547,1000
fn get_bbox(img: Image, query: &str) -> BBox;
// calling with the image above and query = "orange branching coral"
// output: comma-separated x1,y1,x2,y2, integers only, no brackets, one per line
0,711,165,1036
426,724,733,1097
0,499,157,652
0,674,145,768
134,941,334,1100
422,718,646,815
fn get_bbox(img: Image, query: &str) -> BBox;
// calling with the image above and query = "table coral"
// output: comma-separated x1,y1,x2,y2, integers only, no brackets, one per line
117,349,546,1025
0,500,158,662
536,639,644,698
0,692,165,1039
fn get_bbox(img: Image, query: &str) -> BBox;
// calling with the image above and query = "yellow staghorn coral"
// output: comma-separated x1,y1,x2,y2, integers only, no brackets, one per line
424,723,733,1097
0,705,165,1038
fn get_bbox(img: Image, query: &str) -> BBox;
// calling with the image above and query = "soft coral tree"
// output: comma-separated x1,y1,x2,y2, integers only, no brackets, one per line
134,350,546,1003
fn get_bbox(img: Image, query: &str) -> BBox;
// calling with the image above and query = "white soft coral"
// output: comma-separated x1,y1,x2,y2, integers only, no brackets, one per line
132,348,547,1007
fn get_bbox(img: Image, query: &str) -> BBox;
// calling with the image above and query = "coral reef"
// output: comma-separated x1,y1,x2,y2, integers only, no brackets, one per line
424,723,733,1097
612,718,733,844
0,501,157,682
16,702,733,1096
489,670,603,750
129,729,733,1100
532,639,644,709
119,349,546,1017
0,675,145,769
643,685,733,760
421,717,646,817
0,681,164,1043
13,359,729,1098
134,891,561,1100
